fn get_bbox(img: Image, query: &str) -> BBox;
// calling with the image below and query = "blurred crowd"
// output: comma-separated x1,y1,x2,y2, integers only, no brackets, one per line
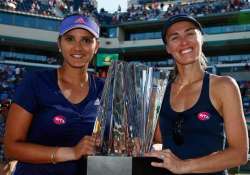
0,99,11,175
0,0,58,16
0,64,26,174
0,64,26,102
0,0,250,25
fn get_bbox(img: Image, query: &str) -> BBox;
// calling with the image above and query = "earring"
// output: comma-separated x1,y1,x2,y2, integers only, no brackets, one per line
59,48,61,53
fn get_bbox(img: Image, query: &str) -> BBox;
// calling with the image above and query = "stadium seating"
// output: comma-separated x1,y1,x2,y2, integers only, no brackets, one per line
0,0,249,25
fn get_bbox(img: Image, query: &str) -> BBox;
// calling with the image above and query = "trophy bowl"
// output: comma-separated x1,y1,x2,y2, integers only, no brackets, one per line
93,61,169,156
87,61,170,175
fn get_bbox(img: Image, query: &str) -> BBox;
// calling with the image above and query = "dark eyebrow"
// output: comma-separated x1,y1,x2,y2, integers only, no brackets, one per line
185,27,196,33
63,34,94,40
80,36,95,39
63,34,74,37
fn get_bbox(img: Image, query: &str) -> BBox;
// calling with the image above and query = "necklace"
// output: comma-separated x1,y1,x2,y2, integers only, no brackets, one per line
80,82,84,88
57,69,88,88
174,72,204,87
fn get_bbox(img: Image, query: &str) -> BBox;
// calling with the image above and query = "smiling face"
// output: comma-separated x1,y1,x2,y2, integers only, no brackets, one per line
165,21,203,67
58,28,99,69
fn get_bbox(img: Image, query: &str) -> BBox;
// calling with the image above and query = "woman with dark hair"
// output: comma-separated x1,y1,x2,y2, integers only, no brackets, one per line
147,14,249,174
4,14,104,175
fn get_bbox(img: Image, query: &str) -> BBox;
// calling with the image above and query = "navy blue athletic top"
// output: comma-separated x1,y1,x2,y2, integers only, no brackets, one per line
160,72,227,175
13,69,104,175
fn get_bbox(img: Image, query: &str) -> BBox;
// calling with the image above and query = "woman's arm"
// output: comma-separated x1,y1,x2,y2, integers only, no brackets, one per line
4,103,96,164
149,76,249,174
183,76,249,172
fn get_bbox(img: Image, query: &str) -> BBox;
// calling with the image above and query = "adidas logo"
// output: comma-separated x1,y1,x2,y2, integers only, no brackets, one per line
94,98,100,105
75,17,85,24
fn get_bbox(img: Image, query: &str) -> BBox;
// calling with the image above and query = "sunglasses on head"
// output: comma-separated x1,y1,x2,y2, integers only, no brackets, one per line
172,113,184,145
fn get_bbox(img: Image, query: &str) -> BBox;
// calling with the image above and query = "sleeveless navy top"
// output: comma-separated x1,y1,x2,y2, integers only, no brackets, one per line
160,72,227,175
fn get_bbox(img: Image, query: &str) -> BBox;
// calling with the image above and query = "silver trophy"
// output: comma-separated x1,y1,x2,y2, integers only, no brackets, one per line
93,61,169,156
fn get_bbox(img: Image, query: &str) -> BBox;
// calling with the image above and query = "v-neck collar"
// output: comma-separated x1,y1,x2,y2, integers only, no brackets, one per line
53,69,93,106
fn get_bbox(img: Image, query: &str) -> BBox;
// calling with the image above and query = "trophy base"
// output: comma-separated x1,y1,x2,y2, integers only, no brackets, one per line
83,156,170,175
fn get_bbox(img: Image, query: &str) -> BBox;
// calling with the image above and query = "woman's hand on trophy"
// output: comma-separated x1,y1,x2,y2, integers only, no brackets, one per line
92,133,101,147
73,135,97,159
145,149,189,174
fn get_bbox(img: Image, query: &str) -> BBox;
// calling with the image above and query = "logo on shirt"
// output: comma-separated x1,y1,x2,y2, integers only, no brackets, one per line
53,115,66,125
197,112,210,121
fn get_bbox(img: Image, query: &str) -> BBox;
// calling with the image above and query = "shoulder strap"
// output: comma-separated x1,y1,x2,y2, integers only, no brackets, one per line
199,71,210,101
